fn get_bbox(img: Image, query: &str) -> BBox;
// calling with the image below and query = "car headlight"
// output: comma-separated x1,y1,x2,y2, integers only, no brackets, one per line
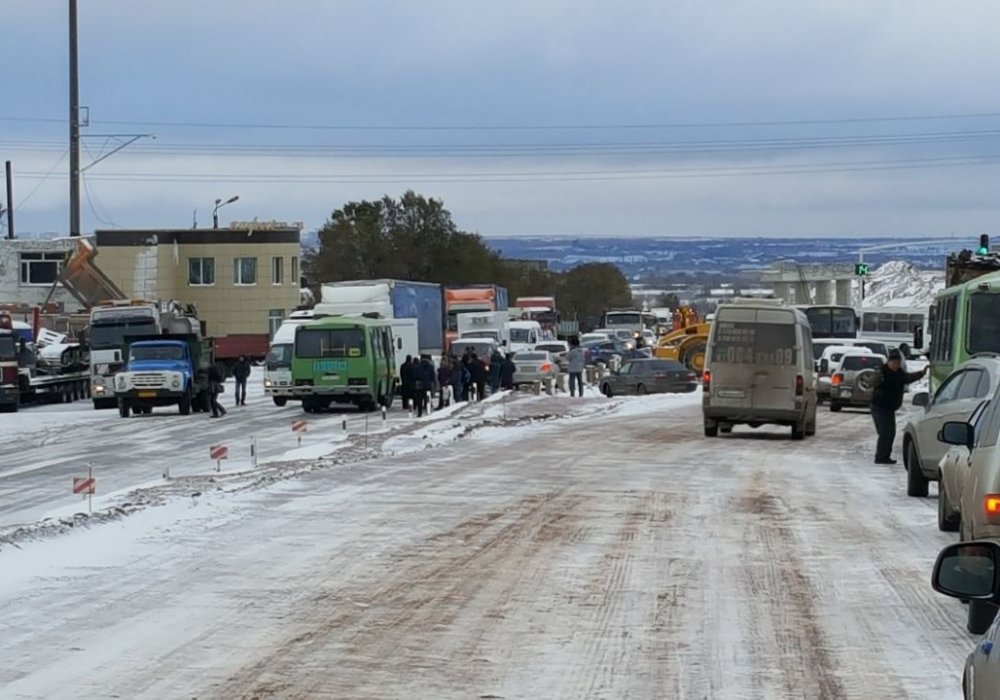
171,376,181,388
264,378,272,387
93,376,105,387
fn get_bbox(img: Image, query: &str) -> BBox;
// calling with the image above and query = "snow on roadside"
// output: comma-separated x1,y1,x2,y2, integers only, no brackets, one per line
1,393,682,549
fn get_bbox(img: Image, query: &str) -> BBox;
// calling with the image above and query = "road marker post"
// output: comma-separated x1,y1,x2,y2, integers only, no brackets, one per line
382,405,387,424
341,415,347,432
72,465,96,514
250,435,258,468
291,420,308,446
210,444,229,472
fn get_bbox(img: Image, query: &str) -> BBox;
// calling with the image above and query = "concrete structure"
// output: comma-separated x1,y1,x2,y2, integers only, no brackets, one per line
0,238,82,310
95,227,301,356
759,261,856,306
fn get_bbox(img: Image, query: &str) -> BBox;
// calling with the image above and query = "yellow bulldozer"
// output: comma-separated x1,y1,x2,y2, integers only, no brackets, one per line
653,322,711,372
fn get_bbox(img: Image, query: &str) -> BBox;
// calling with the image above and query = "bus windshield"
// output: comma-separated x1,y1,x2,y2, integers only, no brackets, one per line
968,293,1000,354
804,306,857,339
710,322,798,366
130,345,185,362
296,328,366,358
605,313,641,327
510,328,532,343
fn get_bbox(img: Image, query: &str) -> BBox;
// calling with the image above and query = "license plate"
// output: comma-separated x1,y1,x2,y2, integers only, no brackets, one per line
840,390,852,397
138,391,157,398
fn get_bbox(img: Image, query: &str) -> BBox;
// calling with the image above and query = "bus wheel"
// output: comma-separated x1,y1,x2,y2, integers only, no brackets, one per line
273,397,288,407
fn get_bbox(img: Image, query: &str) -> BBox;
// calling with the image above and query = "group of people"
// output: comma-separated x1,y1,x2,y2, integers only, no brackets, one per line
399,349,518,417
205,354,252,418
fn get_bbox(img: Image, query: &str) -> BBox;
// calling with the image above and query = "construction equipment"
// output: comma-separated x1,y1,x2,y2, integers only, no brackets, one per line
654,322,712,372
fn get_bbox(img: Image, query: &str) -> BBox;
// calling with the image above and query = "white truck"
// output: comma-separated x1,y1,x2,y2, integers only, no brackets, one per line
265,310,317,406
456,311,510,349
509,320,543,353
89,300,201,409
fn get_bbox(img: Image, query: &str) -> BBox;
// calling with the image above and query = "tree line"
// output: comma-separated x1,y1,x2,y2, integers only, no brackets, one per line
303,191,633,321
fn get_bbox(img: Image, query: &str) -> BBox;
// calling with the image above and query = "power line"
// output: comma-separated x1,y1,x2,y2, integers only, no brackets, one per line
14,150,67,211
6,110,1000,132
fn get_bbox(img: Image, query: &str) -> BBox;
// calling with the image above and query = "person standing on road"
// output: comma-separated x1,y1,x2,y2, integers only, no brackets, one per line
500,353,517,391
232,355,251,407
488,349,504,395
470,353,487,401
869,348,927,464
400,355,415,410
207,363,227,418
437,356,453,409
566,338,586,397
413,354,435,417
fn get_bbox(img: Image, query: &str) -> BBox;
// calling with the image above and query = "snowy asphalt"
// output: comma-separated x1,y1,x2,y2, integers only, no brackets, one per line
0,389,976,699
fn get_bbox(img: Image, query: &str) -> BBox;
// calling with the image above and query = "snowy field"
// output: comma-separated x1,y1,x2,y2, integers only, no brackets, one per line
0,382,977,699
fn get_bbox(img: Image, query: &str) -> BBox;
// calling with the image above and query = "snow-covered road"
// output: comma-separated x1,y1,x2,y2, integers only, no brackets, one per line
0,393,976,699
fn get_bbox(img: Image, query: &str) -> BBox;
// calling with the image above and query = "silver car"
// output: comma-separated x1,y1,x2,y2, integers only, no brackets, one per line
903,356,1000,499
931,540,1000,693
937,399,991,532
828,352,885,412
534,341,569,372
512,351,560,388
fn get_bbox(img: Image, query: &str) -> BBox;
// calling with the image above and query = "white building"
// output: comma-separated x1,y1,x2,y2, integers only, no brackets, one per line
0,238,80,310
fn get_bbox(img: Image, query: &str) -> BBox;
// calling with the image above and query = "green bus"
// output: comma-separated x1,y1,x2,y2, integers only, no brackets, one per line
924,271,1000,391
292,316,397,413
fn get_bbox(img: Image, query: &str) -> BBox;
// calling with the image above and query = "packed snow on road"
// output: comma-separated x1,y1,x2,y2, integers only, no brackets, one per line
0,383,978,699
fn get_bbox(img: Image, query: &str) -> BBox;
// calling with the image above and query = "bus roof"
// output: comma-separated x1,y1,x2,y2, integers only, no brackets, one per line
295,315,392,330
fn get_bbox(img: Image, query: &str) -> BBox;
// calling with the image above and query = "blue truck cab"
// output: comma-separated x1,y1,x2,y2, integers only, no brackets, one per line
114,335,211,417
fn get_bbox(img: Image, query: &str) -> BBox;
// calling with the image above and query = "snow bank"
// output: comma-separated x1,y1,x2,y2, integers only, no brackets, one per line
862,261,944,308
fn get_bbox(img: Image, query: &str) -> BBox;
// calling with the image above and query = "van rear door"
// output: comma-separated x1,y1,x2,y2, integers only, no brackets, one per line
709,308,798,411
748,309,799,411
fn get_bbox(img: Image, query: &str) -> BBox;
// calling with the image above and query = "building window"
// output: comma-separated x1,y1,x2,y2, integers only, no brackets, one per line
234,257,257,285
268,309,284,338
272,256,284,285
291,256,299,286
188,257,215,286
19,252,64,286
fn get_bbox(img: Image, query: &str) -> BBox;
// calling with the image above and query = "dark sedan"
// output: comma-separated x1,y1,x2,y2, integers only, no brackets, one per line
584,339,650,368
599,359,698,397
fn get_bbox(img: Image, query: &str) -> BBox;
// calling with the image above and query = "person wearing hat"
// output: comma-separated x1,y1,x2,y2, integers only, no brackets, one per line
869,348,928,464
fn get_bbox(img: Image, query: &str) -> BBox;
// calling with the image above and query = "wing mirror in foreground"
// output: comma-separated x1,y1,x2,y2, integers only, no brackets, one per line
912,392,930,408
932,540,1000,601
939,421,975,449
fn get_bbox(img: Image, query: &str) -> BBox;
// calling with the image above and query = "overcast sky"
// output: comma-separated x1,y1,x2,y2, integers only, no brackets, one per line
6,0,1000,239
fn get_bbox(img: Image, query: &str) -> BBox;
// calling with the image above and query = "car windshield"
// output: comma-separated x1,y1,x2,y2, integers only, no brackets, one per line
535,344,565,353
130,345,185,362
296,327,366,358
266,343,293,368
456,342,494,356
649,360,687,372
605,313,641,326
968,293,1000,354
841,355,884,371
515,353,547,361
854,342,888,356
510,328,532,342
463,330,498,339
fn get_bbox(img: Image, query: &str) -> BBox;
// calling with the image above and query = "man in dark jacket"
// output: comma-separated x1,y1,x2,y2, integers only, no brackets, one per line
869,349,928,464
500,353,517,390
232,355,251,407
400,355,415,410
469,353,487,401
414,355,436,417
207,364,228,418
488,349,504,395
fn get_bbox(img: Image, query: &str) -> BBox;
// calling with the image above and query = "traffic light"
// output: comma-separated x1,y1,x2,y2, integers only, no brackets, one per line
979,234,990,255
854,262,870,276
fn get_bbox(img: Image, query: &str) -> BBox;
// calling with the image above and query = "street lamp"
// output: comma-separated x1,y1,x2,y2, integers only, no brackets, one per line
212,195,239,229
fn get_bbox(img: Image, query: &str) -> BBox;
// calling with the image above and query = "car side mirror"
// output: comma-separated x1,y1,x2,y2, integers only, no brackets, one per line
912,392,930,407
819,359,829,373
939,421,975,449
932,541,1000,601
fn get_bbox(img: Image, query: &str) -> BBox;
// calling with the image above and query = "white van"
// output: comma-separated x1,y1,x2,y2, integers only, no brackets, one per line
265,311,318,406
703,300,818,439
509,320,543,353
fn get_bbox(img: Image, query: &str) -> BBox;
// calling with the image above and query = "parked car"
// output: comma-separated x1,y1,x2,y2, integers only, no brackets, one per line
584,339,648,368
828,352,886,412
930,540,1000,684
511,351,560,388
937,399,991,532
535,340,569,371
903,356,1000,499
600,359,698,397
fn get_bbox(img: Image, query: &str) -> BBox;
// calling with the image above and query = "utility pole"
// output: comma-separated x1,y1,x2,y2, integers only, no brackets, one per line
69,0,81,236
5,160,14,239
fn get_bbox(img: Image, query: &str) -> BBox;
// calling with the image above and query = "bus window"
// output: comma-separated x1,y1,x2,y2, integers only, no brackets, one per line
297,328,366,358
968,294,1000,355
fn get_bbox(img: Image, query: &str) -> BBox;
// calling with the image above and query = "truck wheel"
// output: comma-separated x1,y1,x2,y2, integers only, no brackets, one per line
178,391,192,416
938,480,960,532
704,421,718,437
791,420,805,440
273,397,288,407
118,400,131,418
829,402,842,413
